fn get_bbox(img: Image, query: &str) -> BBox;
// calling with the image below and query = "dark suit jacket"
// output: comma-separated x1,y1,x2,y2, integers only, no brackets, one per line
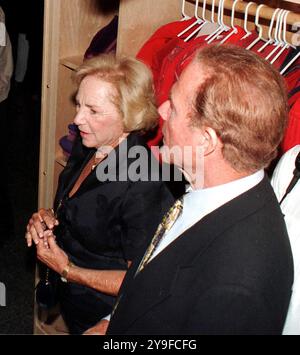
107,176,294,335
52,133,175,332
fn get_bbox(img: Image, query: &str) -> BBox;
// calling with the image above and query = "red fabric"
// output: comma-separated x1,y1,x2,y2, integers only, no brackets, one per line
137,17,198,146
148,27,247,146
239,32,289,70
138,19,300,150
284,69,300,92
158,27,247,105
137,18,197,82
282,96,300,153
280,65,300,152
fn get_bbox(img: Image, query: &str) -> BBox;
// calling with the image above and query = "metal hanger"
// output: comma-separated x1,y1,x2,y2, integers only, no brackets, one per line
211,0,216,23
257,8,281,52
246,4,266,50
206,0,230,44
241,2,256,40
181,0,191,21
221,0,241,44
178,0,203,37
265,9,287,60
281,50,300,75
184,0,209,42
271,10,296,65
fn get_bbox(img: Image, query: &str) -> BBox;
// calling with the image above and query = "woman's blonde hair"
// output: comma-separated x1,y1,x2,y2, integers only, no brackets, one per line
74,53,158,132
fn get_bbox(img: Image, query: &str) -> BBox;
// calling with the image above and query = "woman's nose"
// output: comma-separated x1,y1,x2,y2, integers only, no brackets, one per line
74,109,85,125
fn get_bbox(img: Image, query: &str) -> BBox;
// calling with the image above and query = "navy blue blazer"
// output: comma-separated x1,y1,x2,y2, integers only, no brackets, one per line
107,176,294,335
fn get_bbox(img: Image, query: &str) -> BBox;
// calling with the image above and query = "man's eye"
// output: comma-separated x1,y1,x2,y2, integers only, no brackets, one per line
90,109,97,115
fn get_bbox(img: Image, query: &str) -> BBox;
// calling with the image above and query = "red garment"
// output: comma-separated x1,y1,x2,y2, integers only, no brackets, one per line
138,19,300,151
282,93,300,153
137,17,198,146
239,32,289,70
280,64,300,152
151,27,247,146
284,69,300,93
158,26,248,105
137,17,197,82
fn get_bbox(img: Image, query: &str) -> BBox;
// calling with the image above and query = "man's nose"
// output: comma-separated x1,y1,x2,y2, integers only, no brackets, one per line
158,101,170,121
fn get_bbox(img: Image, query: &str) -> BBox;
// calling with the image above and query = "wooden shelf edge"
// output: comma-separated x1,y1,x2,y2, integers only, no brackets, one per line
60,56,83,70
55,154,68,167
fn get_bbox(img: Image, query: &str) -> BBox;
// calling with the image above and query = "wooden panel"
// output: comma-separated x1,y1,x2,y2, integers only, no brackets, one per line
55,65,77,148
280,0,300,13
117,0,182,56
60,56,83,70
38,0,61,209
39,0,119,208
53,65,77,193
283,0,300,4
59,0,118,58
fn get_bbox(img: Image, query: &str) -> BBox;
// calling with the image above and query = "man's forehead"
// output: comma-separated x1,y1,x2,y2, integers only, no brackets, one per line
177,62,203,94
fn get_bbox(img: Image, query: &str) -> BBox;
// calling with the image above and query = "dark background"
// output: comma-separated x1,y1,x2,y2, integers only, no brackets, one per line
0,0,44,334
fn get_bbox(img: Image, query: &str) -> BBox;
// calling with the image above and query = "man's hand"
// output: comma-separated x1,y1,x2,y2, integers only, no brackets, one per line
83,319,110,335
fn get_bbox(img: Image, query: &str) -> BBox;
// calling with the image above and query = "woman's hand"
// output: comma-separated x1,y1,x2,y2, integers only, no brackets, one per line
25,208,59,247
36,231,68,275
83,319,110,335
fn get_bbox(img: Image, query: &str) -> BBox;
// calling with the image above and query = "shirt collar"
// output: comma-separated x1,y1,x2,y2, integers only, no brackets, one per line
183,170,265,222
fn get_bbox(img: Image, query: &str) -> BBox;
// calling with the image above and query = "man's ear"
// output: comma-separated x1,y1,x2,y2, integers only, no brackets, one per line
201,127,219,156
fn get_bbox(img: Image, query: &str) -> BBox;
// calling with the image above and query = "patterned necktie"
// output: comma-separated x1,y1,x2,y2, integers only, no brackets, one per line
136,197,184,275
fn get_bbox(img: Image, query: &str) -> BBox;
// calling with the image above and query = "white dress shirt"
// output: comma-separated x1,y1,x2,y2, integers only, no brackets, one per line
271,145,300,335
151,169,265,260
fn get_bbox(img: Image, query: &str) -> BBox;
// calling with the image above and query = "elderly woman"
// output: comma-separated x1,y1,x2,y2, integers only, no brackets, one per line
26,54,175,334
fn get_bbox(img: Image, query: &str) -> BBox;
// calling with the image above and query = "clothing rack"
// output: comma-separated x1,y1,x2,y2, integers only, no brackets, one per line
186,0,300,38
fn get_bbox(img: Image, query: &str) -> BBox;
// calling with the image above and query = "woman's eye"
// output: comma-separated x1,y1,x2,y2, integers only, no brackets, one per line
90,109,97,115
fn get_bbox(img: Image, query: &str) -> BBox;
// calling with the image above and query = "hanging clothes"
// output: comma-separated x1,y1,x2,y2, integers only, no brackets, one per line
137,17,196,83
137,17,197,146
136,12,300,151
84,15,119,59
281,87,300,153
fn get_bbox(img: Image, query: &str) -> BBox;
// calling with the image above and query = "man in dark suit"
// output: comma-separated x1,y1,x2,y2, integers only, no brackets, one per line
86,45,294,335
